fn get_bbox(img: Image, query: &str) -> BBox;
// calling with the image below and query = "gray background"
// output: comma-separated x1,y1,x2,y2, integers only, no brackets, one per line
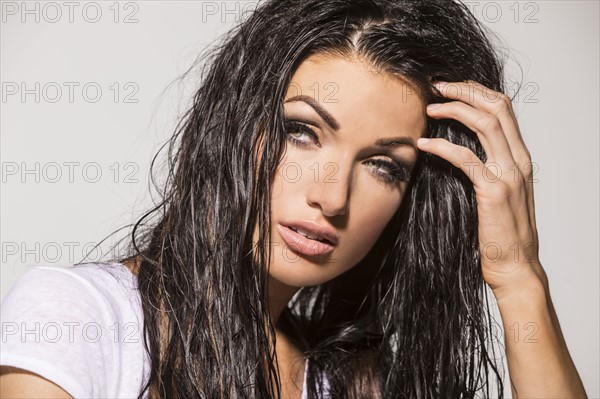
1,1,598,397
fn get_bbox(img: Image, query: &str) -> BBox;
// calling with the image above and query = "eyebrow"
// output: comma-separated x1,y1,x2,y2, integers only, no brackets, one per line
373,137,416,151
284,94,417,151
284,95,340,130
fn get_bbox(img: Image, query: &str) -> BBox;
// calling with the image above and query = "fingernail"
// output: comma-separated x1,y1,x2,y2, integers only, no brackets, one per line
427,103,442,110
417,138,430,146
433,81,448,87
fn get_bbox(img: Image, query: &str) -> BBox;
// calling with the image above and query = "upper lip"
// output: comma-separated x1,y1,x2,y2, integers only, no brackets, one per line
280,220,339,246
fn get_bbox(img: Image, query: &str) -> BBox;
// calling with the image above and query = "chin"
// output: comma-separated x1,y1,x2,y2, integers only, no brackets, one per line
268,261,331,287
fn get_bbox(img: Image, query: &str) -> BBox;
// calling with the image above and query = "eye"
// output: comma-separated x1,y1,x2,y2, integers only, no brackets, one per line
284,120,320,149
364,158,412,184
284,118,412,184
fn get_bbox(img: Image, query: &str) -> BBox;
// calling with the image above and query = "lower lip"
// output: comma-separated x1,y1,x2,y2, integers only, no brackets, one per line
277,224,336,257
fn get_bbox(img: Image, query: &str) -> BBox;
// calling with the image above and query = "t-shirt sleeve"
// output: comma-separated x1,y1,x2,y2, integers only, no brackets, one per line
1,266,120,398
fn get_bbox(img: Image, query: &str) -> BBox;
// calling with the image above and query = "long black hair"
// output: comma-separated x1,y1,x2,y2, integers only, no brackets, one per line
92,0,514,397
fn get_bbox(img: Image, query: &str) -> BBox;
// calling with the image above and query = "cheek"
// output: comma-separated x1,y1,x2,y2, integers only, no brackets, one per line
269,160,294,217
342,190,401,263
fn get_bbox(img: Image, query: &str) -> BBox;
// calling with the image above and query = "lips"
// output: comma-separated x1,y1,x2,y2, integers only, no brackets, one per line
288,225,332,244
277,221,338,257
280,220,338,246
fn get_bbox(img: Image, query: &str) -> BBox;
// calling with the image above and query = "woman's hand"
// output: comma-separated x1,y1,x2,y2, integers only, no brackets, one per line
417,80,546,300
417,80,588,398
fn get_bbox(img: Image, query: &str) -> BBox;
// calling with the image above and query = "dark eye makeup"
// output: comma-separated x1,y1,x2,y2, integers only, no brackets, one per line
283,119,412,184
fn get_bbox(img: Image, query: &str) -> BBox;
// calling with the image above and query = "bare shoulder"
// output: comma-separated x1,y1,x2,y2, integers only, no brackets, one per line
121,255,142,277
0,366,73,398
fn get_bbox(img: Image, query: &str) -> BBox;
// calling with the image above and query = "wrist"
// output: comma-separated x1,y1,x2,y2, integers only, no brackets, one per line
490,262,549,306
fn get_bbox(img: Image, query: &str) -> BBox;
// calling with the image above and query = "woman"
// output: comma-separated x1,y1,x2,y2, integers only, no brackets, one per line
0,0,587,398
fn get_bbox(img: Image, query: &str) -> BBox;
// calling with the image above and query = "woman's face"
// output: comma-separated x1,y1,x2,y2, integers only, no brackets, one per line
255,53,426,287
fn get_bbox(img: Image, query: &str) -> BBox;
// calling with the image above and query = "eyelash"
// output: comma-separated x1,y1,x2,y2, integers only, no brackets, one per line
283,120,412,184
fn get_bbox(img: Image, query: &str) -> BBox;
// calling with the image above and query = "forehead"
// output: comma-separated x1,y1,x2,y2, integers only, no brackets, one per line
284,53,427,141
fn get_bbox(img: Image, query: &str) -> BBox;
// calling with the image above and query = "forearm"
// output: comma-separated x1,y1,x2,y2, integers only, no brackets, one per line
492,264,587,398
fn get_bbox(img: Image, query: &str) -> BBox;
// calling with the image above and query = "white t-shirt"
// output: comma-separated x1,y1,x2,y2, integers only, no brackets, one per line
1,262,329,398
1,262,149,398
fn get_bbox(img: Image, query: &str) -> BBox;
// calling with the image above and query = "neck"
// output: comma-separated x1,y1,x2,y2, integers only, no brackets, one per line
264,275,305,392
267,273,301,326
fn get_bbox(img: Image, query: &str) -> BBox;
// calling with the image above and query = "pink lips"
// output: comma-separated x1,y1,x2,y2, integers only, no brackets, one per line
277,224,336,257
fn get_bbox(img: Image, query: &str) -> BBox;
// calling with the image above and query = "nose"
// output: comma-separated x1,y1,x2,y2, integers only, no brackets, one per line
306,159,350,217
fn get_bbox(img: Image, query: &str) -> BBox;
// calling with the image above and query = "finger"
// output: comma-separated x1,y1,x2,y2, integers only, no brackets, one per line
416,137,491,188
458,80,537,229
433,80,532,173
426,100,515,167
431,82,538,239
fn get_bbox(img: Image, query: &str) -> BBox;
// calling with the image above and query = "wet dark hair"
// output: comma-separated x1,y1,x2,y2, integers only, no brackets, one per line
95,0,515,397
